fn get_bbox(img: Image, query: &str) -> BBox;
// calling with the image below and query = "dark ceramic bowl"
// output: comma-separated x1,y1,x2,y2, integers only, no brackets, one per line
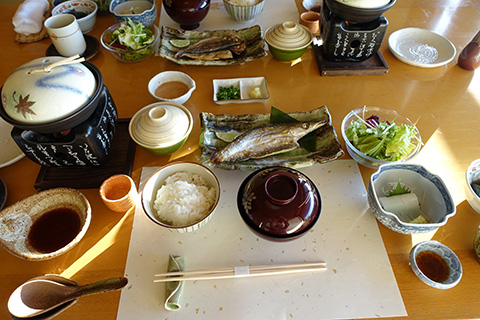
237,167,321,242
163,0,210,30
324,0,396,23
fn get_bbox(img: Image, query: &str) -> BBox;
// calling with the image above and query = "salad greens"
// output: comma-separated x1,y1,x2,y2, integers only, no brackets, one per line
216,86,240,100
345,113,419,161
108,19,155,61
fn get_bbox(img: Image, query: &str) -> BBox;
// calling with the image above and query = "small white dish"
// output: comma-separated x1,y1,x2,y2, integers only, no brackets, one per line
0,118,24,168
213,77,269,104
148,71,196,105
388,27,456,68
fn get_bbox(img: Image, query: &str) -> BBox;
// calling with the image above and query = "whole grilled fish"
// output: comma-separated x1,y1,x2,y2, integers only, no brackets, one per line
175,34,245,59
209,121,327,165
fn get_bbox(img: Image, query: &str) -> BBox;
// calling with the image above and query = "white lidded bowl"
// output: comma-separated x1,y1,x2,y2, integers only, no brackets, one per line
410,240,462,289
148,71,196,105
52,0,98,33
466,158,480,214
367,163,456,234
141,162,220,233
129,102,193,155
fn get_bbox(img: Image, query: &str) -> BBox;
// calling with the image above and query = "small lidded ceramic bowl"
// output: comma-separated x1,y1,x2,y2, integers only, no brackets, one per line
223,0,265,22
109,0,157,27
465,158,480,214
265,21,313,61
367,163,456,234
0,188,91,260
141,162,220,233
410,240,462,289
129,102,193,155
237,167,321,241
148,71,196,105
51,0,98,33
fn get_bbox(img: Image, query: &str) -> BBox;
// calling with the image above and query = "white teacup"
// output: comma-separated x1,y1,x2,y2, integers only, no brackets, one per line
44,14,86,57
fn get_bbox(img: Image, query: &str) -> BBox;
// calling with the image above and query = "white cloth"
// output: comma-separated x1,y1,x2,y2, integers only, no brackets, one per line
12,0,49,35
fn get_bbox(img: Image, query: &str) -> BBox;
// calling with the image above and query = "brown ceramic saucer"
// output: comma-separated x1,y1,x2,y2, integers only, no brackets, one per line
237,166,321,242
46,34,99,60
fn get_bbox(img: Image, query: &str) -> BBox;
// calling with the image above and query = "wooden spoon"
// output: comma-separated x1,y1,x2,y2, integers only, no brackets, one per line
8,275,128,318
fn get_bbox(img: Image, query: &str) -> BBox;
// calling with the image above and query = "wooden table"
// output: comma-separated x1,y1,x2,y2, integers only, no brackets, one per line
1,1,480,319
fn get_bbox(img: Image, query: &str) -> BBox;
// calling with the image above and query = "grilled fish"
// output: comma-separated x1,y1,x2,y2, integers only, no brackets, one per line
175,34,246,59
209,121,327,165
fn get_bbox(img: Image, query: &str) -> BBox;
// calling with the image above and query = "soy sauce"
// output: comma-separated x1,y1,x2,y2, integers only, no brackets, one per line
27,208,81,253
415,251,450,283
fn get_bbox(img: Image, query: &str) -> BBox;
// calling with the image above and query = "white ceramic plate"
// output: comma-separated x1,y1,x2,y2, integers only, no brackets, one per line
0,118,24,168
213,77,270,104
388,28,456,68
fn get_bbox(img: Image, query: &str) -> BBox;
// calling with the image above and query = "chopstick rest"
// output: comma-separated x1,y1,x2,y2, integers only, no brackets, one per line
154,261,327,283
164,254,185,311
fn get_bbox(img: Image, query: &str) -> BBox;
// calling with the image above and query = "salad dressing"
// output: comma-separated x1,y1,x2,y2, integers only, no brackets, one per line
155,81,189,100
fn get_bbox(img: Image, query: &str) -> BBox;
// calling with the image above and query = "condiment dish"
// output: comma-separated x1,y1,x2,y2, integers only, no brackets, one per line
51,0,97,33
341,106,422,169
141,162,220,233
367,163,456,234
410,240,462,289
465,158,480,214
213,77,269,104
0,188,91,260
109,0,157,27
148,71,196,104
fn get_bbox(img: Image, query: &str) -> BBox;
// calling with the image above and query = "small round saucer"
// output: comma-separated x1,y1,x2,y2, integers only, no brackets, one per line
46,34,99,60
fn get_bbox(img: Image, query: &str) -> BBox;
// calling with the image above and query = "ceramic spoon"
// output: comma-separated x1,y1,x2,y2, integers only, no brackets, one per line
8,275,128,319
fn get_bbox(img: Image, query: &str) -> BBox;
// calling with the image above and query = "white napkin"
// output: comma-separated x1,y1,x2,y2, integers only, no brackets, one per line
12,0,50,35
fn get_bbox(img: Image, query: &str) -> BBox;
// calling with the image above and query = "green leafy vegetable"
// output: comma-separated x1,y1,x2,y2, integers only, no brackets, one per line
107,18,155,61
345,114,419,161
387,179,411,196
216,86,240,100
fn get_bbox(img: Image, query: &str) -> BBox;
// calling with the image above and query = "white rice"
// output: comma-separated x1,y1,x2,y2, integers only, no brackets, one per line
229,0,261,5
153,171,216,226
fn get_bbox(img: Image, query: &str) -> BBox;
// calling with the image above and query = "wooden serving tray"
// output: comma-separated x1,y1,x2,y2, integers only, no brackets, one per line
312,44,390,76
34,119,136,190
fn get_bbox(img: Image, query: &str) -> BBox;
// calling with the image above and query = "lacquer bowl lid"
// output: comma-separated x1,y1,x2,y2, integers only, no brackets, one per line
1,57,96,125
237,166,321,241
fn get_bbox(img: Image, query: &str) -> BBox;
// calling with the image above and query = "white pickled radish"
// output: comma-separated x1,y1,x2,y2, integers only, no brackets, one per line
378,193,421,222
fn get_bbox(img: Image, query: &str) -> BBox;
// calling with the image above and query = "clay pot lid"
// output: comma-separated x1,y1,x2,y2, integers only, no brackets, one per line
129,102,193,147
333,0,391,9
1,57,96,125
237,167,321,240
265,21,313,49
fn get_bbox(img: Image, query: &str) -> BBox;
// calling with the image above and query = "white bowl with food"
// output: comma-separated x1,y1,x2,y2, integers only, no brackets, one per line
51,0,97,33
367,163,456,234
466,158,480,214
141,162,220,233
341,106,422,169
148,71,196,105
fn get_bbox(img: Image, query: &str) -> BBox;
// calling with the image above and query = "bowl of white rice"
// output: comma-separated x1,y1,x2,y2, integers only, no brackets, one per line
223,0,264,22
141,162,220,233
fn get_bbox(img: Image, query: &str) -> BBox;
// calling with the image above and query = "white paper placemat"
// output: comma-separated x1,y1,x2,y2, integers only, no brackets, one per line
117,160,406,320
158,0,299,32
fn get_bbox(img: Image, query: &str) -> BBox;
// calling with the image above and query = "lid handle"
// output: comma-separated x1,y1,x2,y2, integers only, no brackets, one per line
282,21,298,34
28,55,85,74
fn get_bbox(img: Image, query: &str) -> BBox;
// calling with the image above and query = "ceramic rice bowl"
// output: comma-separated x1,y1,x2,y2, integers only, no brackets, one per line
52,0,97,33
223,0,264,22
367,163,456,234
141,162,220,233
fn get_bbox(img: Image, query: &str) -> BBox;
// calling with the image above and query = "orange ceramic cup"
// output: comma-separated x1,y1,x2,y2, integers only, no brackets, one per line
300,11,320,34
99,174,137,212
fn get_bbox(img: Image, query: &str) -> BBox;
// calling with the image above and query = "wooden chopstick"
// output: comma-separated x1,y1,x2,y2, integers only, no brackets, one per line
153,262,326,283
